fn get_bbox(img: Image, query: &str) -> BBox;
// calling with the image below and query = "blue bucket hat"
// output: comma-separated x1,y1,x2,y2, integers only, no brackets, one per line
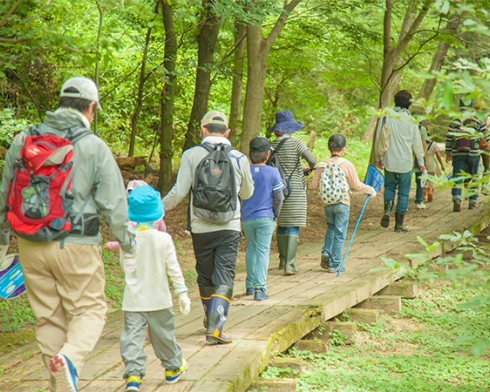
270,110,304,133
128,186,164,223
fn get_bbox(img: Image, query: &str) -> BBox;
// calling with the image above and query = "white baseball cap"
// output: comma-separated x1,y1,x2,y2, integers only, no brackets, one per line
60,77,102,110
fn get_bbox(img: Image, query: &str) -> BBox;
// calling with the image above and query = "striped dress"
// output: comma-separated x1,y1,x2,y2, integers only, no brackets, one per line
271,137,317,227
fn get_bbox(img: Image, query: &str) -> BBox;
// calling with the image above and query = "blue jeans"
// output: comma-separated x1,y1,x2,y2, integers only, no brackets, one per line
322,203,350,269
242,217,276,290
414,171,424,204
384,170,412,212
451,155,479,202
276,226,300,236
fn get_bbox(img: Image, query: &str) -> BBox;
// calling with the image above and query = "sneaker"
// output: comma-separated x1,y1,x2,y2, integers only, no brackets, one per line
49,354,78,392
453,199,462,212
415,202,427,210
126,375,142,391
165,358,187,384
320,253,330,270
245,287,254,296
254,287,269,301
327,266,346,274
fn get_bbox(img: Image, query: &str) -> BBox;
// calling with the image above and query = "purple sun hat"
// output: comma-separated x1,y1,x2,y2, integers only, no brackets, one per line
270,110,304,133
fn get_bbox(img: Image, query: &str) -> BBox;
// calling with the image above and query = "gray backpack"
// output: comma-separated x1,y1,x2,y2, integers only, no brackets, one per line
192,143,237,224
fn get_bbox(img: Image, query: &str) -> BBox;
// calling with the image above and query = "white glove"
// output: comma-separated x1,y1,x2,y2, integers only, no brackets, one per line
371,190,377,198
178,292,191,316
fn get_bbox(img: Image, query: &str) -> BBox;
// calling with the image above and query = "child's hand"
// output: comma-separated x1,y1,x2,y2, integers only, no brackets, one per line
103,243,110,250
178,293,191,315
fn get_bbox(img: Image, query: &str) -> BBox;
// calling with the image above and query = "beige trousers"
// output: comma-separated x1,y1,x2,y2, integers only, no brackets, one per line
18,238,107,389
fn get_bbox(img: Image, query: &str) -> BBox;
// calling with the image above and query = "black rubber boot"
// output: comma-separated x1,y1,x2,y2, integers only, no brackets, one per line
199,286,215,330
394,211,408,232
205,285,233,345
380,200,394,228
276,234,287,269
284,235,299,275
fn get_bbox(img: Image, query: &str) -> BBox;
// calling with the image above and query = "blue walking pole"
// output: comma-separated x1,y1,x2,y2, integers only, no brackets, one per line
337,164,384,276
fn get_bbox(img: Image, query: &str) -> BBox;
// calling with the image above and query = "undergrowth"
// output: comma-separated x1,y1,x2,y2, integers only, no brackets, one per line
267,282,490,391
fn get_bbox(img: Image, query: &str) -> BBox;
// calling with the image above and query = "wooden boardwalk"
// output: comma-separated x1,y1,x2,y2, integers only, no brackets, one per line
1,188,489,392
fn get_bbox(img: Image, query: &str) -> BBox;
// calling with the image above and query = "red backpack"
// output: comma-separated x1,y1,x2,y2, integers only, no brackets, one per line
6,125,91,242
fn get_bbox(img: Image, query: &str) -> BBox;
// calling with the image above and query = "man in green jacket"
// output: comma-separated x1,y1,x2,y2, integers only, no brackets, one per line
0,77,134,392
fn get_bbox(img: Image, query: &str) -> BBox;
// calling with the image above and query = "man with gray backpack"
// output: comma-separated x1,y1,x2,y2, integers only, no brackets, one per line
163,111,254,345
311,134,376,273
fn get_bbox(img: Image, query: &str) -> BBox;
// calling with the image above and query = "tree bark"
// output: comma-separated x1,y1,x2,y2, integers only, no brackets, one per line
240,0,302,156
417,16,460,100
158,0,177,194
364,0,433,163
228,22,246,147
129,24,153,156
181,0,220,152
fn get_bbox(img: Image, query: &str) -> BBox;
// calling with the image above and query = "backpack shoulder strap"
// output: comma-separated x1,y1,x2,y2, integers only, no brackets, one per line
65,125,93,144
273,138,289,154
197,143,214,153
335,158,347,166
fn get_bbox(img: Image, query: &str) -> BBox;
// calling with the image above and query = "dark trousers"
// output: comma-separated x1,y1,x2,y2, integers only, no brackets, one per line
191,230,242,290
451,154,479,202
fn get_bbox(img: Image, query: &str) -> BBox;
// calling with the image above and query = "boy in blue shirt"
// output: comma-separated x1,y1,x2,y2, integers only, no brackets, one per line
242,137,284,300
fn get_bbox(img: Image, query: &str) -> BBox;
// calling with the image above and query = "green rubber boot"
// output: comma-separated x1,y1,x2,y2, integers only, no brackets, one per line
284,235,299,275
276,234,287,270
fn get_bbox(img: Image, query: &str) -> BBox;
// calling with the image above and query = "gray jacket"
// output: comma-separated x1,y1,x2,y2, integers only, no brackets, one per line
163,136,254,233
0,109,132,250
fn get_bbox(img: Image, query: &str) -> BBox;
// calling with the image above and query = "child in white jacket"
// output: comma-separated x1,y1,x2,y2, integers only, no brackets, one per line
116,185,191,392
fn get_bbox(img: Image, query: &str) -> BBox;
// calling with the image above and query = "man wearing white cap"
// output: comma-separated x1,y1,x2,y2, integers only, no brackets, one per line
164,110,254,345
0,77,134,392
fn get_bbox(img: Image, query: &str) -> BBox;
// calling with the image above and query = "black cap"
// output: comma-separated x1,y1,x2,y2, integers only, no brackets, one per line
250,136,271,152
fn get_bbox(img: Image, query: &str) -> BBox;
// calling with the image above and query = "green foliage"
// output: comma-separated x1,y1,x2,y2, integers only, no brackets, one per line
0,296,36,333
102,249,124,310
328,329,347,347
277,283,490,391
261,366,292,379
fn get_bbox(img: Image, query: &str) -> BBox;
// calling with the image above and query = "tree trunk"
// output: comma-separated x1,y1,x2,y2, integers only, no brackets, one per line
228,22,246,147
364,0,432,164
241,24,268,156
129,25,152,156
158,0,177,194
417,16,460,100
240,0,302,156
181,0,220,152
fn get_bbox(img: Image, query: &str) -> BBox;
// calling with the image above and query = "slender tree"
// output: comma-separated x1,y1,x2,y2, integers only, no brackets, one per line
158,0,178,193
240,0,302,156
182,0,221,152
417,15,460,101
228,22,246,147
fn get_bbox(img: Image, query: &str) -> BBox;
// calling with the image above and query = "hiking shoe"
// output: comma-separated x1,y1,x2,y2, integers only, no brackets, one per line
245,287,254,296
320,253,330,270
469,201,478,210
453,199,462,212
415,202,427,210
126,375,142,391
254,287,269,301
327,266,346,274
49,354,78,392
165,359,187,384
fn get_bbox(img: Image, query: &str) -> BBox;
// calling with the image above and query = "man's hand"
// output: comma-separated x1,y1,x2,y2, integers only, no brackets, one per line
376,160,383,170
419,166,426,173
446,153,452,163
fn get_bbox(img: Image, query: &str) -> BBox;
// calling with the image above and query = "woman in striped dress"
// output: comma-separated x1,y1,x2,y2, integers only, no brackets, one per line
270,110,317,275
